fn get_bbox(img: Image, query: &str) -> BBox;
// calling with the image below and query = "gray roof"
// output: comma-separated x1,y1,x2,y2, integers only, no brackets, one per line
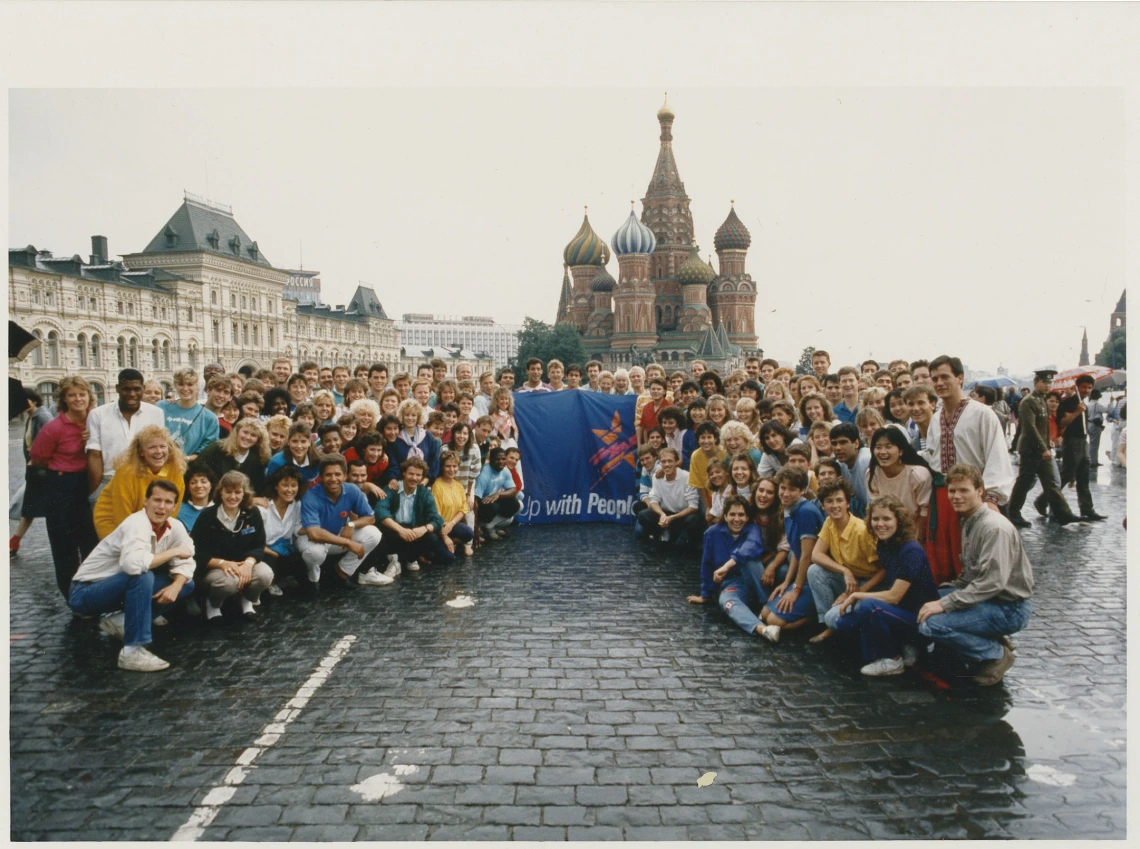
139,199,273,267
9,245,185,292
1115,290,1126,313
348,285,389,320
295,302,367,324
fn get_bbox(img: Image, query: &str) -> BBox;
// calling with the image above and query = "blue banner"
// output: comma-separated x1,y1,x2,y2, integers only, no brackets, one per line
514,390,639,524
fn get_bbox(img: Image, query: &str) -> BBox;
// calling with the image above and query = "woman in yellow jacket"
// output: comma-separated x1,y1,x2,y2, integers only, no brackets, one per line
93,425,187,538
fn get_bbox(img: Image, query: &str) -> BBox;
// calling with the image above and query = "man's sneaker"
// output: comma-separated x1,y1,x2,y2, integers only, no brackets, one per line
484,527,501,541
267,584,284,597
999,634,1017,652
661,529,672,543
357,568,394,586
99,612,125,641
861,657,905,677
974,646,1015,686
307,561,321,584
153,615,169,627
463,543,474,556
406,560,420,572
901,644,919,667
118,646,170,672
383,559,401,579
761,625,781,643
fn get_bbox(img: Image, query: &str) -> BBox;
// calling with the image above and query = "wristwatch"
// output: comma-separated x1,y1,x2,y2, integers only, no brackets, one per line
347,521,356,529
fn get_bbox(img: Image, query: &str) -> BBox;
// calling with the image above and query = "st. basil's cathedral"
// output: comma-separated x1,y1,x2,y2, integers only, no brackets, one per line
555,96,758,371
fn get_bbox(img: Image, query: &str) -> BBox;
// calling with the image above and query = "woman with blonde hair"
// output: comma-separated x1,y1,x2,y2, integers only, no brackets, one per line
349,398,381,435
720,420,763,467
490,387,519,450
93,425,187,538
310,389,337,426
765,381,792,403
389,399,442,482
189,470,273,623
734,397,761,437
27,376,99,598
196,417,272,492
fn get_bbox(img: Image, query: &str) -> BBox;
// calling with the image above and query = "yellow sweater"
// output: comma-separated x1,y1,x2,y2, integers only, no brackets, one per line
687,446,727,499
93,464,186,539
432,478,469,524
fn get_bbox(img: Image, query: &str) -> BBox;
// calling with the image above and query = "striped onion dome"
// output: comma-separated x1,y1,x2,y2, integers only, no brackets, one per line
611,207,657,256
590,266,616,293
676,245,715,286
563,211,610,266
714,204,751,251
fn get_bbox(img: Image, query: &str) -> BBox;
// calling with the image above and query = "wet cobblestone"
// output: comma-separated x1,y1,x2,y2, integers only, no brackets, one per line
8,429,1126,839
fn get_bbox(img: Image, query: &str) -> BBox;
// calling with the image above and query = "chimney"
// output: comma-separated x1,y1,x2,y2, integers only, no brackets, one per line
336,304,345,311
90,235,108,265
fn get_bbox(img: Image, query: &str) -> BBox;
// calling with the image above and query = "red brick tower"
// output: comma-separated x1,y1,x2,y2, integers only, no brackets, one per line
563,209,611,332
611,206,659,358
712,202,758,351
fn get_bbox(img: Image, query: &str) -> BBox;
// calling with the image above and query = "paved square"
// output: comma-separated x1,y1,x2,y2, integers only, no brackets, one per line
9,436,1126,840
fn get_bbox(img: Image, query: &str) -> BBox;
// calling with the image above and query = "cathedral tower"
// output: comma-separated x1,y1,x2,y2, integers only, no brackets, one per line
610,206,658,357
712,203,758,350
674,246,713,334
562,210,610,332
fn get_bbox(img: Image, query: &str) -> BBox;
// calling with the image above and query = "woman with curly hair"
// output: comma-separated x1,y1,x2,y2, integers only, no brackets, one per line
798,392,836,440
388,399,442,482
93,424,187,538
348,398,381,436
196,417,273,493
757,420,802,478
830,495,940,677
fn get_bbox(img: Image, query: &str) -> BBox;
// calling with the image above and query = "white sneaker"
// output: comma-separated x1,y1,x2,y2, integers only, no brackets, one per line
306,561,321,584
152,615,169,627
406,561,420,572
861,657,905,677
357,568,394,586
267,584,284,597
383,559,401,578
761,625,781,643
204,600,223,620
99,612,125,641
464,543,474,556
483,527,501,541
901,644,918,667
661,529,671,543
118,646,170,672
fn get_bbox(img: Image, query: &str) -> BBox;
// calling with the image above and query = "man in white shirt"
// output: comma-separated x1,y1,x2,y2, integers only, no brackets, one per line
636,447,703,545
67,479,196,672
86,368,166,500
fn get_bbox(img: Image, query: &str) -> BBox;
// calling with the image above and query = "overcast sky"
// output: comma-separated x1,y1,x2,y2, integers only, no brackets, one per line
5,5,1135,375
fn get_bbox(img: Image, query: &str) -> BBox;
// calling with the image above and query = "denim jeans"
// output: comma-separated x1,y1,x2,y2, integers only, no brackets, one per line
69,570,195,647
806,564,850,628
717,560,766,635
833,598,922,662
757,562,817,625
918,587,1032,662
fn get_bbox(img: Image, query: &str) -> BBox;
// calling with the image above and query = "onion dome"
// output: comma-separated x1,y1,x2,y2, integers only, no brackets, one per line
714,203,751,251
590,266,616,293
563,209,610,266
657,93,674,122
611,205,657,256
676,245,715,287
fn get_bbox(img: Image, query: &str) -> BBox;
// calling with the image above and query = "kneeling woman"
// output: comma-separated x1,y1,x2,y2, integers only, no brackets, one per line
190,471,274,622
830,495,940,676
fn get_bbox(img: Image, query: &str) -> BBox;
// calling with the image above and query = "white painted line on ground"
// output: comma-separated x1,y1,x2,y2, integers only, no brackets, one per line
169,635,358,842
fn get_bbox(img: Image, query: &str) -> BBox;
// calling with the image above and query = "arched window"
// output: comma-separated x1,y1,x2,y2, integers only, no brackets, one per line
46,331,60,368
128,337,138,369
36,382,59,406
77,333,88,367
31,330,43,367
89,382,106,407
116,337,126,368
212,320,219,343
211,289,218,306
656,306,663,327
152,339,160,370
162,341,171,370
90,334,101,368
188,345,198,370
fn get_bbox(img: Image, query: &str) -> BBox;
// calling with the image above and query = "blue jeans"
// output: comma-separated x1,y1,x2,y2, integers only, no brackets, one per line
69,571,195,647
833,598,921,662
758,562,816,625
717,560,766,634
917,588,1031,662
806,564,850,628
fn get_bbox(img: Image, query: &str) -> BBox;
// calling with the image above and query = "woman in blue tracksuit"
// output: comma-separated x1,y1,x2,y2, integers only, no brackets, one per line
687,495,768,636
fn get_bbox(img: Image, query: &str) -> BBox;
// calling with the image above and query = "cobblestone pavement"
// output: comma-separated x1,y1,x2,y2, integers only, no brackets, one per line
9,429,1126,840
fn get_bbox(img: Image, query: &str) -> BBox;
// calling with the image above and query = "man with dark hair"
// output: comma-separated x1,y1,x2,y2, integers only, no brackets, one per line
1056,374,1106,521
299,361,320,390
331,366,351,405
822,374,842,410
583,360,604,393
811,350,831,379
910,359,932,387
474,448,519,540
759,358,779,384
861,359,880,378
375,457,447,577
67,479,196,672
430,358,448,389
1008,369,1081,528
367,363,389,400
517,357,551,393
85,368,166,498
318,367,335,392
743,356,762,381
833,366,861,424
829,422,871,517
497,367,516,391
637,447,702,545
297,456,388,588
919,463,1033,686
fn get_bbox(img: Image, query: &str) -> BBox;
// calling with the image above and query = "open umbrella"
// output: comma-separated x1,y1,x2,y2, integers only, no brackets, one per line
1052,366,1125,392
973,376,1018,390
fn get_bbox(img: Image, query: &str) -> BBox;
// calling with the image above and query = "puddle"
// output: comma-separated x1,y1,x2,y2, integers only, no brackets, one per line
1004,706,1121,761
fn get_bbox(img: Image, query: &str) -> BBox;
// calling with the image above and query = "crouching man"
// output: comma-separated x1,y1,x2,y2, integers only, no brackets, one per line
918,463,1033,686
375,457,447,578
68,479,196,672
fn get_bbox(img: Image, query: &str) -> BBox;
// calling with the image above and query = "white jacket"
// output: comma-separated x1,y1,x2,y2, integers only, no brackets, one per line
72,510,196,584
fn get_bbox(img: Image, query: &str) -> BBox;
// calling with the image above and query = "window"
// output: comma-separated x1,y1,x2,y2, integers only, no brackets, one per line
269,327,274,347
188,305,194,322
45,291,54,306
252,297,258,313
162,341,171,370
117,300,124,315
241,295,247,309
89,383,105,407
32,289,41,306
242,323,249,345
90,335,101,367
90,297,97,310
128,337,138,369
231,294,237,308
212,320,219,343
116,337,126,368
211,289,218,306
127,303,134,316
252,324,259,345
77,333,87,367
36,382,59,405
46,331,59,368
30,330,43,366
152,339,160,370
188,346,197,369
269,299,274,314
161,307,167,321
231,321,238,343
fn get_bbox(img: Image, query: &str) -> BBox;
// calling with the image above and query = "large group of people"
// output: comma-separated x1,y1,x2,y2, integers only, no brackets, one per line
9,350,1119,685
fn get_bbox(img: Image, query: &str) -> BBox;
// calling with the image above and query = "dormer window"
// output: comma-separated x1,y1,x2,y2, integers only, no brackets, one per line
164,225,178,247
229,235,241,255
247,241,259,260
206,229,220,249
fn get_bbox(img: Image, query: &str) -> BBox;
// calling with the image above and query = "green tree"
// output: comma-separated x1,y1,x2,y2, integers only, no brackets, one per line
512,318,588,375
1095,327,1126,369
795,345,816,375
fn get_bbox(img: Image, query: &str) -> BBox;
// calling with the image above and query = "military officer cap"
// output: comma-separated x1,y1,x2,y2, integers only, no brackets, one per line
1033,368,1057,381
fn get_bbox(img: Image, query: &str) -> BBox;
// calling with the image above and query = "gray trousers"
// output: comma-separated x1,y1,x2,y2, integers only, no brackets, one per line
203,562,274,606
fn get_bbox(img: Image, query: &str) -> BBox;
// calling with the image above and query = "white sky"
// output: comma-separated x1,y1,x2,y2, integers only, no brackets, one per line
4,3,1137,376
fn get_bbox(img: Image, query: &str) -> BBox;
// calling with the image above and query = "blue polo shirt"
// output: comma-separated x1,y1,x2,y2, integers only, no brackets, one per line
300,481,374,533
832,401,858,424
783,497,825,558
474,465,515,499
838,447,872,518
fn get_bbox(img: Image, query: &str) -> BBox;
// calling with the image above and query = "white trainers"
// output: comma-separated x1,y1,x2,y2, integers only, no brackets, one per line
661,529,672,543
306,561,321,584
861,657,905,677
99,612,125,641
761,625,781,643
204,600,223,621
118,646,170,672
406,561,420,572
901,644,919,667
383,559,401,579
152,615,169,627
464,543,474,556
358,568,394,586
267,584,284,597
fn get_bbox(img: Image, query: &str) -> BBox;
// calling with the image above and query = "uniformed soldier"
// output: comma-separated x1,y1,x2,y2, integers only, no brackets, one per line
1008,369,1081,528
1055,374,1107,521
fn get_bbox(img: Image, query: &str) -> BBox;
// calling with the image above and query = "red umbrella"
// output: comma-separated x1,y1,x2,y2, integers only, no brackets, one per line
1052,365,1124,392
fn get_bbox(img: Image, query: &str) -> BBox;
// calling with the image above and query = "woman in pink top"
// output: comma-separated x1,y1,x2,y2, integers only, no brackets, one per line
28,376,100,599
865,427,933,544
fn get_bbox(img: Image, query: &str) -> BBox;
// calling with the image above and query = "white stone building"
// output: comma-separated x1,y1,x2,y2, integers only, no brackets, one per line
397,346,495,380
9,194,400,403
398,314,520,369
